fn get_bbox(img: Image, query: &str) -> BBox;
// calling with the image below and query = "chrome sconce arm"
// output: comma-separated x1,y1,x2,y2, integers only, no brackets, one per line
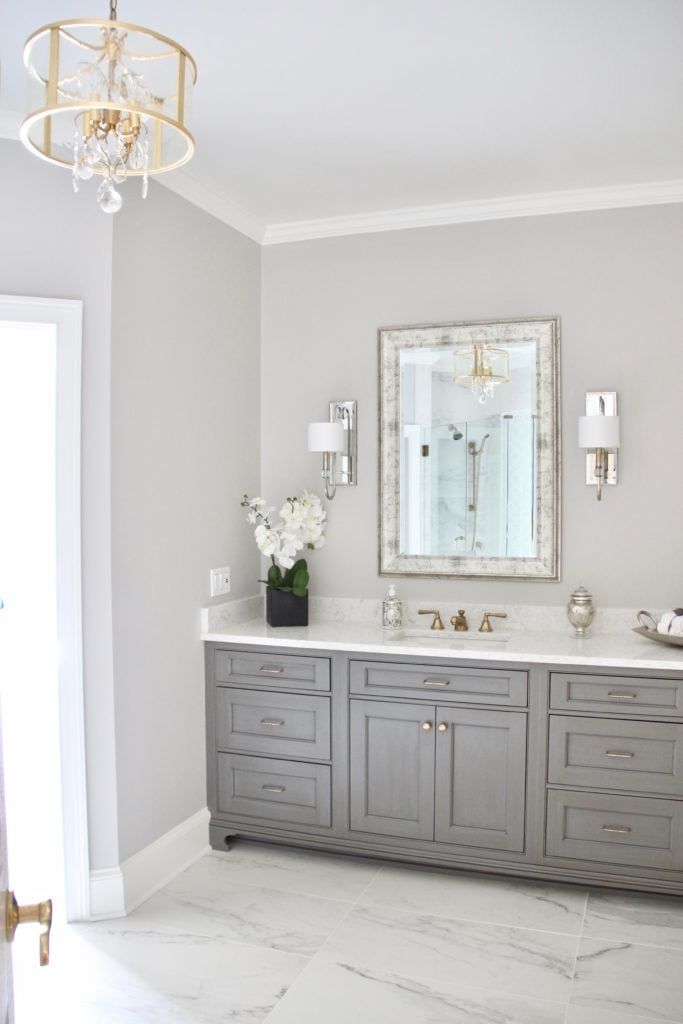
308,401,357,501
321,450,338,500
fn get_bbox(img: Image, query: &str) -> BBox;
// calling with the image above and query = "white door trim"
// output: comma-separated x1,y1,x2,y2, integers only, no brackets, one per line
0,295,89,921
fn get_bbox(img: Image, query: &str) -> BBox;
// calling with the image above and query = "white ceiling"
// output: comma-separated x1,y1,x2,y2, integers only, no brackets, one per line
2,0,682,241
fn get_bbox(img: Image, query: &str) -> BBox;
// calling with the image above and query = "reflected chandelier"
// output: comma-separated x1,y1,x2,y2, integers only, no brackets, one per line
454,343,510,404
21,0,196,213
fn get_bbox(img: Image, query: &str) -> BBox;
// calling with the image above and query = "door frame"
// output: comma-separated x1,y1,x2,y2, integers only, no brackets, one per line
0,295,89,921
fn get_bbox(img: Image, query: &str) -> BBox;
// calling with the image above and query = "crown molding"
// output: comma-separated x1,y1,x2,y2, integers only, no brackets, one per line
159,169,266,244
262,179,683,245
2,104,681,246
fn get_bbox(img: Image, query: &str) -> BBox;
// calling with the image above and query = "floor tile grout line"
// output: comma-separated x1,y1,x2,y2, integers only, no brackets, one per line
260,864,386,1023
563,890,589,1024
168,872,367,906
348,893,590,938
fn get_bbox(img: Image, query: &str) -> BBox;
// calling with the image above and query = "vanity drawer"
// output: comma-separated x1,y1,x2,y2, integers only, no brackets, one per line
550,672,683,718
548,716,683,796
217,753,331,827
214,649,330,692
216,688,331,760
350,660,527,706
546,789,683,871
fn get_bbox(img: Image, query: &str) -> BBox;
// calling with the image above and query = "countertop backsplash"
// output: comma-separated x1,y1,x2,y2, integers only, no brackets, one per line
203,594,661,636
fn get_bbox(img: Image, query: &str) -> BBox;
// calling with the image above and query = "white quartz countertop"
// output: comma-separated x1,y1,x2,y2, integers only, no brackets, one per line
201,618,683,672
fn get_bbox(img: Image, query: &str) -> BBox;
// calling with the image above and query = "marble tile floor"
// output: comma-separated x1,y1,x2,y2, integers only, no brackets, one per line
14,840,683,1024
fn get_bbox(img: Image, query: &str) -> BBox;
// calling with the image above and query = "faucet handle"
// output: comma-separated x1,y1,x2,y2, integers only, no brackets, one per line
418,609,445,631
479,611,508,633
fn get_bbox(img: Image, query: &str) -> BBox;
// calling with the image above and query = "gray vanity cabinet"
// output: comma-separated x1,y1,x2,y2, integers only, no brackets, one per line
349,700,527,851
349,699,435,840
434,707,527,851
206,642,683,895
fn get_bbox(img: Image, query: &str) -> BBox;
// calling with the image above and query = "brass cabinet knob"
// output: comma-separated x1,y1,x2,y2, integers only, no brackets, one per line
422,721,432,731
438,722,449,732
5,891,53,966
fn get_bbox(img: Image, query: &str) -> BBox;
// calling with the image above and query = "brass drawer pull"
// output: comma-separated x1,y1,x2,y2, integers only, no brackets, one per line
438,722,449,732
601,824,632,834
262,784,286,793
605,750,635,759
259,665,285,674
423,678,450,687
422,721,433,731
607,691,637,699
260,718,285,727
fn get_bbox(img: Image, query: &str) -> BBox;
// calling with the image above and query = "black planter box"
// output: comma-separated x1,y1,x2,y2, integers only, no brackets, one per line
266,587,309,627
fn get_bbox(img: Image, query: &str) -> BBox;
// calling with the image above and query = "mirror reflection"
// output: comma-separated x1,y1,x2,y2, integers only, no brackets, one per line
400,341,537,559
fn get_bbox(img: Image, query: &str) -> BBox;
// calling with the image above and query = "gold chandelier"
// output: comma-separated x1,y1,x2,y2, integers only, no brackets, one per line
454,343,510,404
21,0,196,213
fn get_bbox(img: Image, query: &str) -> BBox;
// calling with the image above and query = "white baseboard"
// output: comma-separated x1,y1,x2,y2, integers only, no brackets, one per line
89,865,126,920
89,806,210,920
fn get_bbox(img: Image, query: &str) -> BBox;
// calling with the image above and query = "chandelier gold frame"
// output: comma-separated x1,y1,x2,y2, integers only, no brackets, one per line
21,18,197,177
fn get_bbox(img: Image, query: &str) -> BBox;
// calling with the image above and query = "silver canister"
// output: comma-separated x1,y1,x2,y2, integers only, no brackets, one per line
567,586,595,637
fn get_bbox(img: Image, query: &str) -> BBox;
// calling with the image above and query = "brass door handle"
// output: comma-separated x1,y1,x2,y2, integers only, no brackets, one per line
438,722,448,732
422,721,433,731
6,891,52,966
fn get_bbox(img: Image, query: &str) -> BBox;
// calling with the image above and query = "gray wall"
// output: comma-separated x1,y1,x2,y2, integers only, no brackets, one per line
0,141,119,870
111,185,261,861
262,206,683,608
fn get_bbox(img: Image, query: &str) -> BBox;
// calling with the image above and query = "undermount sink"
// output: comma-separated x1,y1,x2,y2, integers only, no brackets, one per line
389,629,511,644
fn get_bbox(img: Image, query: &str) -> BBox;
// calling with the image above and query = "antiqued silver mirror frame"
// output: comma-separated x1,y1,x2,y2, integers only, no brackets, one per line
378,316,561,581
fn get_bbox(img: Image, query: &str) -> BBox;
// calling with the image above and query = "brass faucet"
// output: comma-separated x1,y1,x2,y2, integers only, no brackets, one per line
479,611,508,633
418,609,445,631
450,609,469,631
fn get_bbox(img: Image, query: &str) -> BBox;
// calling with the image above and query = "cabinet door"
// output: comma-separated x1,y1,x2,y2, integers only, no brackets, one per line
435,707,527,852
350,699,435,840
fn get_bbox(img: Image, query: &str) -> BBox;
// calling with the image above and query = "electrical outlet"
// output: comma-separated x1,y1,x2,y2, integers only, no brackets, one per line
210,566,231,597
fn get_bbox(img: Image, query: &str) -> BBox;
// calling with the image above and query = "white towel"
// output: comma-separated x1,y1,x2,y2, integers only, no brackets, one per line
670,615,683,637
657,610,683,636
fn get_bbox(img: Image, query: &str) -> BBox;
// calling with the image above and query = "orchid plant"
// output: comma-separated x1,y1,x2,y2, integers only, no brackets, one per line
241,492,327,597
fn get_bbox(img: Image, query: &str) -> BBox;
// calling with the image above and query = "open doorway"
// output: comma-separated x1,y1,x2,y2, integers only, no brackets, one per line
0,296,88,1015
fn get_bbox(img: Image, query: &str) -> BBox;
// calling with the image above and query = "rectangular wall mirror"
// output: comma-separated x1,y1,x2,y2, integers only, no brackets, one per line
379,317,560,580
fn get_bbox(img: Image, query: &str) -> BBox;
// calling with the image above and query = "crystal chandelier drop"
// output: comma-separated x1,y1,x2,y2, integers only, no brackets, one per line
454,343,510,404
21,0,196,213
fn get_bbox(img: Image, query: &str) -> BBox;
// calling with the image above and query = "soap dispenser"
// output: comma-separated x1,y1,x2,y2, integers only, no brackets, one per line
382,583,403,630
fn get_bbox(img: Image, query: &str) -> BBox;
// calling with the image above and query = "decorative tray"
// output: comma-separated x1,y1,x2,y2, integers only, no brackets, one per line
633,610,683,647
632,627,683,648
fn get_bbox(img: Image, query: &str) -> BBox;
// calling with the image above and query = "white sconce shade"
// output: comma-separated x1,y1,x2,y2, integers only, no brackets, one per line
308,421,345,453
578,415,620,449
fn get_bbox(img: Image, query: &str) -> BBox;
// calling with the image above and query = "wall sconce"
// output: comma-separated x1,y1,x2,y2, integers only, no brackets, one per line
308,400,357,500
578,391,620,501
